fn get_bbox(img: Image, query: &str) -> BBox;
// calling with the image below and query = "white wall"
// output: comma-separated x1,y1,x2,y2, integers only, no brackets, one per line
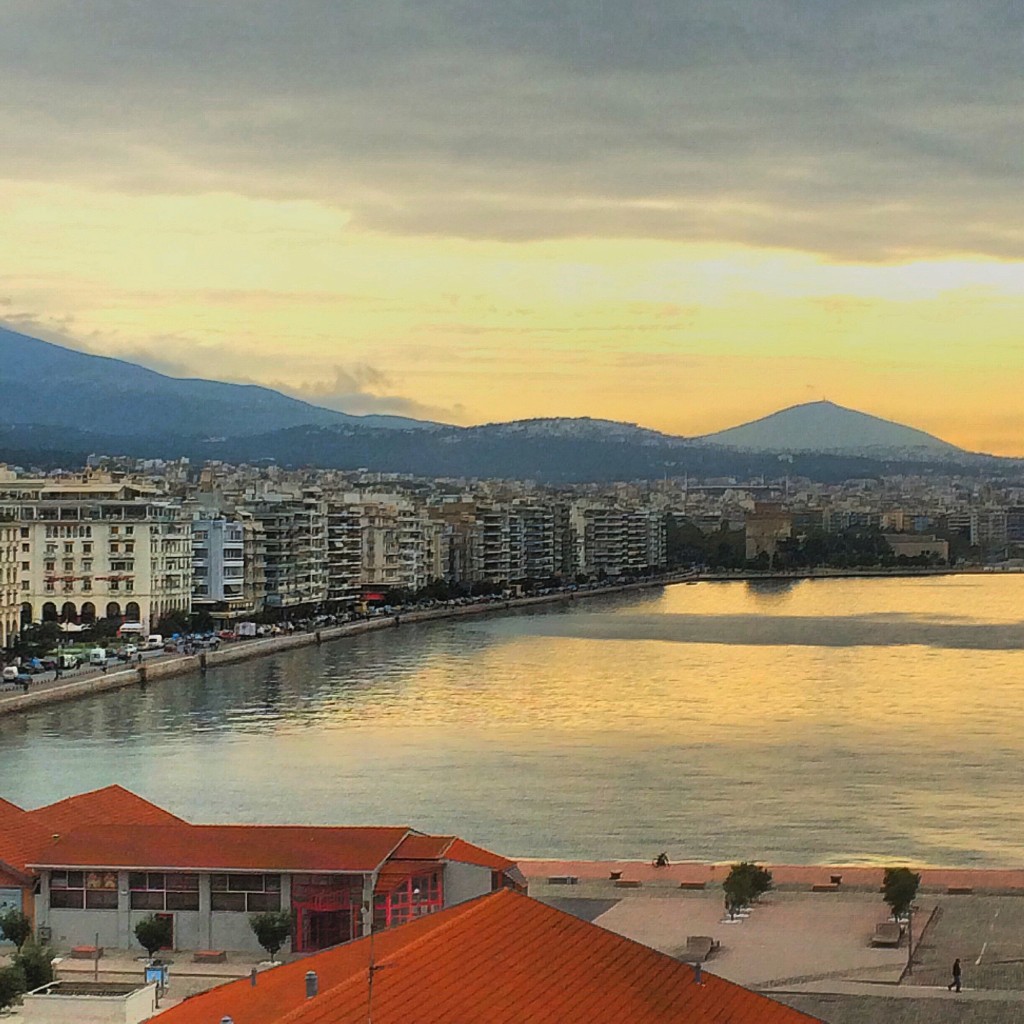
443,862,493,908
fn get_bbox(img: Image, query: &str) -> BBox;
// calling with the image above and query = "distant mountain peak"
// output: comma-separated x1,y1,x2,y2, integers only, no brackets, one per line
698,400,963,456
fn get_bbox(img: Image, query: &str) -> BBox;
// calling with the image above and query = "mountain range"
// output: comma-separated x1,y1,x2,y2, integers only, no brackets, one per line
0,326,1013,482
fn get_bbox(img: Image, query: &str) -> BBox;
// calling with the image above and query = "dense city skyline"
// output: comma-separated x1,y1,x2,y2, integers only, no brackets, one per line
3,2,1022,453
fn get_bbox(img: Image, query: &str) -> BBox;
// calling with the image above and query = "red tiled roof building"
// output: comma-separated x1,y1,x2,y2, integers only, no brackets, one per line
0,785,523,956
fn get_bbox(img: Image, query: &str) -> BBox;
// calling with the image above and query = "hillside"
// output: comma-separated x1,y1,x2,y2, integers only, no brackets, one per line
0,328,433,436
699,401,964,457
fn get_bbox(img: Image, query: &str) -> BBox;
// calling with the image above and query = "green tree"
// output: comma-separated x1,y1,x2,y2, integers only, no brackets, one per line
155,610,190,636
0,963,25,1009
0,907,32,951
250,911,292,960
722,862,773,918
134,915,173,958
14,941,53,991
882,867,920,920
9,622,62,660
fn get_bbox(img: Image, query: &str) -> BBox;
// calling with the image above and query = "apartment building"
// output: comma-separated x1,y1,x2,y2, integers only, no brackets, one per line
569,502,666,578
0,477,191,632
192,515,267,621
0,518,18,648
247,490,328,613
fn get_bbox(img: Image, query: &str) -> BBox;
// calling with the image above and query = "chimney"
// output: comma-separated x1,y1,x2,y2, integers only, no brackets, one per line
692,963,704,986
305,970,318,999
250,967,258,987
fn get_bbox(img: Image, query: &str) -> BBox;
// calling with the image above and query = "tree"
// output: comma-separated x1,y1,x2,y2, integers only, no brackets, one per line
134,915,173,958
250,911,292,960
155,610,190,637
14,941,53,991
0,963,25,1009
882,867,920,920
722,862,773,919
0,908,32,951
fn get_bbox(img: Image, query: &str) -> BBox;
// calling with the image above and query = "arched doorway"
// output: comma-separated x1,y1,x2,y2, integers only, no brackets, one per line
42,602,58,622
80,602,96,624
20,603,33,626
125,601,141,622
106,602,122,620
61,601,77,624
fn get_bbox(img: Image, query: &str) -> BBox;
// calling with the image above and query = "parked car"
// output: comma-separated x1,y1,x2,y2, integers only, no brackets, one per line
2,666,18,683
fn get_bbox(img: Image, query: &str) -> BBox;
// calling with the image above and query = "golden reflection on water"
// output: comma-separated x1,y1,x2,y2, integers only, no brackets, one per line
312,575,1024,751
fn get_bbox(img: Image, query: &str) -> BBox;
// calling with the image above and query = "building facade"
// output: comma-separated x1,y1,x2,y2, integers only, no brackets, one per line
0,479,191,632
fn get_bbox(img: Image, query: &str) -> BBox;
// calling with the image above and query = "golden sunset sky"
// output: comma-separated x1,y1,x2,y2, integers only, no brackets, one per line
2,3,1022,452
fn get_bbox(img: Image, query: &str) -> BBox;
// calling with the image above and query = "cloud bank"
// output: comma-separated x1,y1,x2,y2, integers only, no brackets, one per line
2,1,1021,259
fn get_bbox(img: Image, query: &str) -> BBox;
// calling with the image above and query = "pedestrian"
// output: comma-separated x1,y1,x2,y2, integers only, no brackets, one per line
948,957,961,993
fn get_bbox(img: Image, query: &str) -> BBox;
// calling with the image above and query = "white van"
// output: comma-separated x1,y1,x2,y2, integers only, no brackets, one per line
145,634,164,651
88,648,109,667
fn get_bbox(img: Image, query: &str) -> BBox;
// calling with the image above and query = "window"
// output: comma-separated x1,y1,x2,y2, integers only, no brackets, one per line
83,543,92,554
64,561,74,572
126,526,134,535
110,543,119,553
64,543,74,554
21,543,29,553
82,578,92,591
45,561,55,572
20,528,28,538
109,581,119,591
211,874,280,912
129,872,199,911
50,870,85,909
20,562,28,571
86,871,119,909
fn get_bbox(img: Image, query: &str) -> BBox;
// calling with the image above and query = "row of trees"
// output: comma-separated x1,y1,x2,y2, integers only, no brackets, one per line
134,911,292,961
721,863,920,920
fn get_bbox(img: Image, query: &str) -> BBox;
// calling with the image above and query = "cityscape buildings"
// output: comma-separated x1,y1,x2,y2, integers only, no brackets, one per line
0,457,1021,638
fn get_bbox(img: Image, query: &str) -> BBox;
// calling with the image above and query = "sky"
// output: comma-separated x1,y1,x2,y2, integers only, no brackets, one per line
1,1,1022,452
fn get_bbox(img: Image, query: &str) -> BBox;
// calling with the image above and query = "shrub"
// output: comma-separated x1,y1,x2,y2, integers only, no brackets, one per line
0,963,26,1009
14,941,53,991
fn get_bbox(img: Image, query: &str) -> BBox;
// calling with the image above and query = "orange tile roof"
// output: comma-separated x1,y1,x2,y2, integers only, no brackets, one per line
28,784,186,832
0,797,47,878
28,824,410,873
390,833,455,860
155,890,823,1024
444,836,515,870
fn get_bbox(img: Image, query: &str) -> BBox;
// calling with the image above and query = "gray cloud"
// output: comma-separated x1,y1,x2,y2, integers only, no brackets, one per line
277,364,464,422
1,2,1021,257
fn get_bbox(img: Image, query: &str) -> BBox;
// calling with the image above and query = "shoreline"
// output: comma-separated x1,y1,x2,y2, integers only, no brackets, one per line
519,858,1024,894
0,572,693,718
0,563,1004,719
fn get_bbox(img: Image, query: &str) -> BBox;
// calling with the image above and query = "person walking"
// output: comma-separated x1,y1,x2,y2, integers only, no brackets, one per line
948,957,962,992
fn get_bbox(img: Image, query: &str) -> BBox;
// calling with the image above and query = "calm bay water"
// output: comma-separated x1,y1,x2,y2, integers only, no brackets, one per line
3,575,1024,866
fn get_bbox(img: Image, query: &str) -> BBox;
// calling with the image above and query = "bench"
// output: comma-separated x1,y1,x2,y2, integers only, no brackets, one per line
679,881,706,890
547,876,579,885
614,879,643,889
684,936,719,962
70,945,102,960
871,922,903,947
193,950,227,964
947,886,973,895
811,883,840,892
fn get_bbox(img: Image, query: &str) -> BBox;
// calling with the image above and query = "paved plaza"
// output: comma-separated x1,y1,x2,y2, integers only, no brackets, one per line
536,877,1024,1023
